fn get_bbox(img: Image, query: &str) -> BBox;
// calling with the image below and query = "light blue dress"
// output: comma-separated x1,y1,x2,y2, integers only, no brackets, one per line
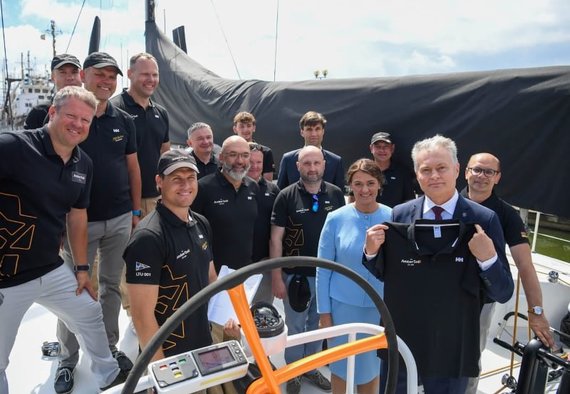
316,203,392,384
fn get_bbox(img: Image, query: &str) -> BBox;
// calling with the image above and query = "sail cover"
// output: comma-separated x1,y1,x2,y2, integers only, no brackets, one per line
146,20,570,218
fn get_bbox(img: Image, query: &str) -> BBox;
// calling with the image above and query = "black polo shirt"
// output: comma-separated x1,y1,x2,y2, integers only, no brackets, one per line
192,171,259,271
79,101,137,221
110,90,169,198
252,178,280,262
364,220,480,378
190,150,220,180
0,128,92,288
271,180,345,276
461,188,529,248
124,202,212,356
23,104,50,130
376,161,416,208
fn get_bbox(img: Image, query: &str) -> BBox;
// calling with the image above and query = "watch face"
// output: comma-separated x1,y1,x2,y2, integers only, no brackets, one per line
532,306,543,315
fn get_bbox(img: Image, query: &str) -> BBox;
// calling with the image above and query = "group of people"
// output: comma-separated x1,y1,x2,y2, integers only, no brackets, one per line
0,49,554,394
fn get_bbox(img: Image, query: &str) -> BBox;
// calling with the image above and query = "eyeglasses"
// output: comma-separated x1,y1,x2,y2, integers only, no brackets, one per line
311,194,319,213
224,151,250,160
467,167,500,178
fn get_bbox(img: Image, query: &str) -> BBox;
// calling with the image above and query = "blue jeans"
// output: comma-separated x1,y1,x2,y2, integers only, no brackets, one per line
283,274,321,373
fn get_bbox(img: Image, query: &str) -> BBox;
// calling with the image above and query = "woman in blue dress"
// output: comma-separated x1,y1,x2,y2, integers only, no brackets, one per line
317,158,392,394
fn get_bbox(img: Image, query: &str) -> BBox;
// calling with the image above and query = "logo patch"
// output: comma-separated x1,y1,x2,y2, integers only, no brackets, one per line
135,261,151,271
177,249,190,260
71,171,86,184
455,257,464,263
401,258,422,266
112,135,124,142
113,128,120,133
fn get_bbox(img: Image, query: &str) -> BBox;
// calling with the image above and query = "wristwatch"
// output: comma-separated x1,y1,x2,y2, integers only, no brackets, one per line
132,209,142,217
73,264,90,273
528,306,543,316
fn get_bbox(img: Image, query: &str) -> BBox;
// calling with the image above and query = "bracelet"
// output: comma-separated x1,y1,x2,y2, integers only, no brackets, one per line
73,264,90,273
132,209,142,217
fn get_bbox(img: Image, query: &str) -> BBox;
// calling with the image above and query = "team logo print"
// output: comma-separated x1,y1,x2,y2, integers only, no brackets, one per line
202,241,208,250
455,257,464,263
400,258,421,266
135,261,150,271
71,172,86,184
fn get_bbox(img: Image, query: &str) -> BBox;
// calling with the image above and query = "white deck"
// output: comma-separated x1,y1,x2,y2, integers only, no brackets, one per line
6,251,569,393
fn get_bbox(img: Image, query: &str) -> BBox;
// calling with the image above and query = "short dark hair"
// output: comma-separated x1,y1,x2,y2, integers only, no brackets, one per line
346,158,384,189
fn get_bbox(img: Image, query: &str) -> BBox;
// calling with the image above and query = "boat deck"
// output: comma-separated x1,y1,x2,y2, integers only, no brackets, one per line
6,252,569,393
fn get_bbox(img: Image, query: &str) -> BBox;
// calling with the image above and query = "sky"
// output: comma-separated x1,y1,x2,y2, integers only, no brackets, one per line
1,0,570,88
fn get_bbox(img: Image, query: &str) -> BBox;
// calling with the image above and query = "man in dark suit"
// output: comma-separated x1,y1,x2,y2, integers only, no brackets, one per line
277,111,345,191
364,135,514,394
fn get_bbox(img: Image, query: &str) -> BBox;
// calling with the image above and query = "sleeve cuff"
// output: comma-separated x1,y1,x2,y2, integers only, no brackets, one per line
478,254,497,271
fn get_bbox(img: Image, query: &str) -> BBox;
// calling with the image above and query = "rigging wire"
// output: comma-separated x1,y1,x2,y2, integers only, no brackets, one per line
273,0,279,81
65,0,88,53
209,0,241,79
0,0,12,122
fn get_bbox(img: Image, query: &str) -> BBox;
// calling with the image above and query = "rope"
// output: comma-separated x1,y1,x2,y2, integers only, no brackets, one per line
65,0,88,52
209,0,241,79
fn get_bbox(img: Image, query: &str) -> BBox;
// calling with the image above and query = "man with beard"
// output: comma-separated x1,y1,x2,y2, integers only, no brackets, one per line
270,145,345,394
192,135,259,272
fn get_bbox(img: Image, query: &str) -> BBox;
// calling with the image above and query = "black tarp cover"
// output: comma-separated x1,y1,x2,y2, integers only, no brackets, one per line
146,20,570,218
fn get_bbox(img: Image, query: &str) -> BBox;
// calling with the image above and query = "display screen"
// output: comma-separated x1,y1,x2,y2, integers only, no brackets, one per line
197,347,235,371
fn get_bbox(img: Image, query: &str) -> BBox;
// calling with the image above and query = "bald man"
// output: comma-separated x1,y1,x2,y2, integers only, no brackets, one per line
270,145,345,394
463,152,554,394
191,135,259,272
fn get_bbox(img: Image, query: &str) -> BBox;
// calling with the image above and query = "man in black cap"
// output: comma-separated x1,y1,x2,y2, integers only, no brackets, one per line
54,51,141,394
124,149,239,363
24,53,83,129
368,131,416,207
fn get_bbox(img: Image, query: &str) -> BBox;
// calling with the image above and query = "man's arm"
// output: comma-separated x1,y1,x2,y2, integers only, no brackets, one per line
208,261,217,284
276,155,289,190
128,283,165,361
269,225,287,299
66,208,97,300
126,152,143,227
510,242,554,347
160,142,171,154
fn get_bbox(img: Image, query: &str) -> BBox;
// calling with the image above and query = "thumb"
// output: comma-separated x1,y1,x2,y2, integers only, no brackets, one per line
474,224,484,233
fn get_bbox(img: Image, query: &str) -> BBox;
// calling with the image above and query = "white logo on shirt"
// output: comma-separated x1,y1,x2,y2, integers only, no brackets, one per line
455,257,464,263
113,128,120,133
401,258,422,266
177,249,190,260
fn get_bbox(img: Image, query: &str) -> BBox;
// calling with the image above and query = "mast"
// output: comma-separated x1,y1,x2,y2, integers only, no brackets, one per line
146,0,155,22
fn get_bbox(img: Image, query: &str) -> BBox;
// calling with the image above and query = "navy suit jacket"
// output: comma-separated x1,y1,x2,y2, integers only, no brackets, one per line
391,194,514,303
277,148,345,191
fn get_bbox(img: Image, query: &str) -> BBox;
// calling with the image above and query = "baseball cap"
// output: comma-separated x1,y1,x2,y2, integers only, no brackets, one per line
288,274,311,312
158,149,200,175
83,52,123,76
371,132,392,145
51,54,81,71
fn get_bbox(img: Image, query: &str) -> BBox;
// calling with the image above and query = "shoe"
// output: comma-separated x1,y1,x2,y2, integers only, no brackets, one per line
112,349,133,372
286,376,302,394
303,370,332,391
54,366,74,394
100,368,129,391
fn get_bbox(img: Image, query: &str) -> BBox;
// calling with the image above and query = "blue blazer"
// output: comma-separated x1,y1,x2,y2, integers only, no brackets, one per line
392,194,514,303
277,148,345,191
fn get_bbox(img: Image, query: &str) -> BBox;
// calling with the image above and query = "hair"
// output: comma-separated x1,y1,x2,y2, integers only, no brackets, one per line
299,111,326,129
233,111,256,125
129,52,157,68
248,142,263,152
187,122,212,139
411,134,458,172
52,86,98,112
346,158,384,187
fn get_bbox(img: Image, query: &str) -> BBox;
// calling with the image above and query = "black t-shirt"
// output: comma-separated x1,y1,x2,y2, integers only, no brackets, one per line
79,102,137,221
461,188,529,248
364,220,481,378
376,161,416,208
0,128,92,288
271,181,345,276
252,177,280,262
253,141,275,176
192,171,259,271
111,90,169,198
23,104,50,130
123,202,213,356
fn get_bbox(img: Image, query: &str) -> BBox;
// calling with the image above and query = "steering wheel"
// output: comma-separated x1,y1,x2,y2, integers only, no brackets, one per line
121,256,399,394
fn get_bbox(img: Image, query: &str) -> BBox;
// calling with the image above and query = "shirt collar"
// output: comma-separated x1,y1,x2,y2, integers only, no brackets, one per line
423,190,459,217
